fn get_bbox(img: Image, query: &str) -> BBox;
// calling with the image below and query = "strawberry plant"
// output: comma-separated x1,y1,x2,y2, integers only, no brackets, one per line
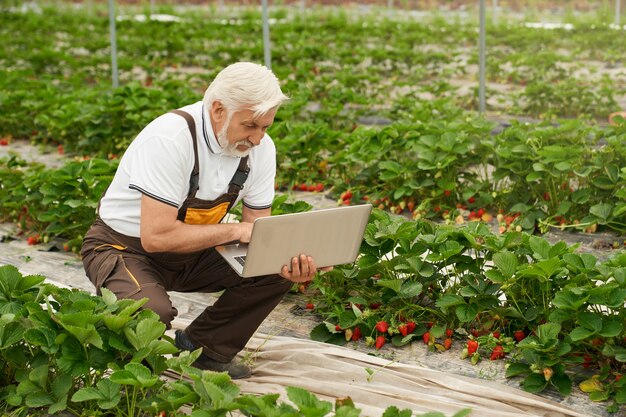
0,264,475,417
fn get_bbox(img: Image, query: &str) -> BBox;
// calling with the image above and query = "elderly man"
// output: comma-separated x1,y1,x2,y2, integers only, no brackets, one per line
81,62,321,379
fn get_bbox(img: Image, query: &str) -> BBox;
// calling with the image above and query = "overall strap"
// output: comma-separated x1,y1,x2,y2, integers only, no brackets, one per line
228,156,250,195
170,109,200,197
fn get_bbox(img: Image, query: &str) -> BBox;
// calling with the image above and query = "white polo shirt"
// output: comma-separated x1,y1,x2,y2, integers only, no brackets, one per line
99,101,276,237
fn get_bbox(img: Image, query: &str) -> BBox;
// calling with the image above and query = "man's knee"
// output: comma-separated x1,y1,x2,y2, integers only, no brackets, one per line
137,288,178,329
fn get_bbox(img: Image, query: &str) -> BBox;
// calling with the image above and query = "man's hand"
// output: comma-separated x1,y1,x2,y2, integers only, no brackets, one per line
237,222,254,243
280,254,333,283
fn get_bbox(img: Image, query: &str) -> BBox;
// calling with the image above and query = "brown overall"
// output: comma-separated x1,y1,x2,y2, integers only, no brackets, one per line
81,110,292,363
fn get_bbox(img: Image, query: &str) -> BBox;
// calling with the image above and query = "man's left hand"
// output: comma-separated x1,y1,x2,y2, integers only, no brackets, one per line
280,254,332,283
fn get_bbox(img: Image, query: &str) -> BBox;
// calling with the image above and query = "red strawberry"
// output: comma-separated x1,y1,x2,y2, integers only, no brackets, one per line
422,332,430,344
315,183,324,192
305,302,314,310
375,321,389,333
57,144,64,155
490,345,505,360
351,327,362,341
513,330,526,342
406,321,417,334
307,184,317,192
375,335,386,350
335,324,342,331
616,374,622,382
398,324,408,337
299,183,308,191
446,329,453,338
543,192,550,201
341,191,353,200
342,199,351,205
444,189,452,197
468,196,475,204
0,139,8,146
583,355,593,369
492,331,501,339
444,338,452,350
467,339,479,355
369,302,381,310
27,235,40,245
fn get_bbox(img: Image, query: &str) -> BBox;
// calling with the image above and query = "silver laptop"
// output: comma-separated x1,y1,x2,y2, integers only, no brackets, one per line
216,204,372,278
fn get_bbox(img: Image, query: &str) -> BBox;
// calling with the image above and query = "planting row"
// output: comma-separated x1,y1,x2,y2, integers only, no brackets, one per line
0,265,470,417
308,209,626,412
2,109,625,252
1,5,625,142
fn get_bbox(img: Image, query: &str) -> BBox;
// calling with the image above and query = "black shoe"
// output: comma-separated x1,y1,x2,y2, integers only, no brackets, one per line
174,329,197,352
174,330,251,379
193,355,252,379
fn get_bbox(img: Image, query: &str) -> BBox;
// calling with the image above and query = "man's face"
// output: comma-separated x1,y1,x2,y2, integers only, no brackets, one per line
213,104,277,157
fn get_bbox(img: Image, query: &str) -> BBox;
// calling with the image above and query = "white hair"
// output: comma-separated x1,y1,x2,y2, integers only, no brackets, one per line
203,62,289,118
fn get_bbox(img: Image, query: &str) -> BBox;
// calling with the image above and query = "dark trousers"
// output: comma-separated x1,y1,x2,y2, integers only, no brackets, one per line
81,218,292,362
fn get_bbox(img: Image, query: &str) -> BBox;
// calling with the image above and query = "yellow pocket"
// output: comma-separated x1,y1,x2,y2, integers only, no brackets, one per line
184,202,230,225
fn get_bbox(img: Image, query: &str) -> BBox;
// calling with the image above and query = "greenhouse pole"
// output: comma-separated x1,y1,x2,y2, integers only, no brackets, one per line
108,0,119,88
492,0,497,25
617,0,621,26
262,0,272,70
478,0,486,114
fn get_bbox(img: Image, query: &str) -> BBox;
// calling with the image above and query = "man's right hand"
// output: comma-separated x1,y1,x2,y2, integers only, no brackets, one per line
238,222,254,243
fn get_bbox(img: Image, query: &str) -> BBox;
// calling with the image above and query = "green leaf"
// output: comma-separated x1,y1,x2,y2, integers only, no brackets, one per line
310,323,333,343
435,294,465,308
536,322,561,343
577,312,602,332
100,287,117,305
550,373,572,396
398,281,422,298
63,323,103,349
599,320,623,338
523,373,548,393
529,236,551,260
381,406,414,417
94,379,122,409
505,362,530,378
569,326,596,341
589,203,612,222
25,392,54,408
71,387,103,402
492,251,517,278
455,303,478,323
358,255,379,269
286,386,333,417
376,279,402,294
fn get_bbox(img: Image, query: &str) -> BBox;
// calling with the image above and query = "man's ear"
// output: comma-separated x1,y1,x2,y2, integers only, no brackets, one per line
210,100,225,125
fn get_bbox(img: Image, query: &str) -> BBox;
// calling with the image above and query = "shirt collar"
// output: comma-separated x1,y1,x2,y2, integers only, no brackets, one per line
201,104,223,154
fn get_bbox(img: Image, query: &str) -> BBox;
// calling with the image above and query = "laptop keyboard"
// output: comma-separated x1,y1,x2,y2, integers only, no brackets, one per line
234,255,246,266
